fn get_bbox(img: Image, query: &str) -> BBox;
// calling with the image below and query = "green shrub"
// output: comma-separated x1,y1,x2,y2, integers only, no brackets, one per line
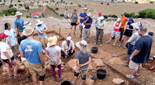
70,2,73,5
60,14,64,17
18,0,20,2
135,1,138,4
38,5,41,8
55,7,59,10
103,15,108,19
9,4,13,8
14,4,17,6
111,14,118,18
2,3,5,5
3,0,5,2
0,0,1,2
78,4,81,7
107,3,109,5
18,4,22,6
0,8,17,16
101,2,103,4
42,12,45,17
46,5,59,15
150,1,154,3
25,15,31,18
25,5,29,10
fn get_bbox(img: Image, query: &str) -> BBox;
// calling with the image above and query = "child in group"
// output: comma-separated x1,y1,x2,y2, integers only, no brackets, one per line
106,18,122,46
45,36,64,82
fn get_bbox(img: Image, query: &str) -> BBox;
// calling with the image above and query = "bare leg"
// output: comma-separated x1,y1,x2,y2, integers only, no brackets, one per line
12,60,19,76
5,63,12,76
73,76,78,84
74,26,76,34
113,38,118,45
80,29,83,36
82,80,86,85
25,67,31,77
108,37,113,42
32,74,37,85
132,69,138,76
137,66,141,74
69,26,73,34
40,81,44,85
119,35,126,46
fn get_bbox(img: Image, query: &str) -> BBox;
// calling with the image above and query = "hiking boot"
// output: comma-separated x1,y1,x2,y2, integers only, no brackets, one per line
106,41,110,44
135,73,140,77
54,78,57,81
126,75,135,79
58,76,64,82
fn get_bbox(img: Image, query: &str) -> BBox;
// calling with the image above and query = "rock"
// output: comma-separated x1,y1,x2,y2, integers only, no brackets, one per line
108,57,123,65
92,59,105,67
86,76,95,85
65,59,77,72
112,78,125,85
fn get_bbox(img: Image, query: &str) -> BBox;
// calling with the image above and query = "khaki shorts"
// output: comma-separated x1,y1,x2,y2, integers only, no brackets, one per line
79,23,83,30
75,66,89,76
27,62,45,76
22,60,28,67
39,37,48,47
129,61,142,70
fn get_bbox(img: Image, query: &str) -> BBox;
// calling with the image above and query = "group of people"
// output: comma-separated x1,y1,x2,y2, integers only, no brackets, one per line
0,6,154,85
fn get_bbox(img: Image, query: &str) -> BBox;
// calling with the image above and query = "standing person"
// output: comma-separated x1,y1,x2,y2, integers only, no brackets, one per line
106,18,122,46
72,40,91,85
119,17,134,48
69,9,78,36
4,23,17,56
82,13,93,43
0,33,21,79
63,5,69,22
14,11,24,37
127,26,153,79
20,26,46,85
36,20,48,52
79,8,87,38
45,36,64,82
94,16,106,46
119,12,128,42
123,22,141,67
61,36,75,59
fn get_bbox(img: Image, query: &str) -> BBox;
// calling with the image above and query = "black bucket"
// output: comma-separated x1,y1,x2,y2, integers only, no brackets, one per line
91,47,98,53
61,80,71,85
96,69,107,79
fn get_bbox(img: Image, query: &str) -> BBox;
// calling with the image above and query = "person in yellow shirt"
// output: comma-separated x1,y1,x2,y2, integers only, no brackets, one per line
119,12,128,42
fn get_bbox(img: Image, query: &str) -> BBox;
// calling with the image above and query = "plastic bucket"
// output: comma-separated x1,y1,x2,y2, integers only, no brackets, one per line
96,69,107,79
91,47,98,53
61,80,71,85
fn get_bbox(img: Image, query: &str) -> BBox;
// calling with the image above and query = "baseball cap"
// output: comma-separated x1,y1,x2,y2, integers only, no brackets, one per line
84,7,87,10
98,12,102,16
0,33,8,39
121,12,125,15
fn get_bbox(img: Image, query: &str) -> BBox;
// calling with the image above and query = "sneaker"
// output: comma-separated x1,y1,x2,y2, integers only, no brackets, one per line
26,76,31,81
58,76,64,82
118,44,122,47
9,75,14,79
94,42,97,45
135,73,140,77
106,41,110,44
126,75,135,79
54,78,57,81
72,81,76,85
14,74,22,79
123,64,129,67
112,43,116,46
100,44,102,46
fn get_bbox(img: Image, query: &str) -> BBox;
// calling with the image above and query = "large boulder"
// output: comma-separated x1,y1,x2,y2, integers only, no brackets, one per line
112,78,125,85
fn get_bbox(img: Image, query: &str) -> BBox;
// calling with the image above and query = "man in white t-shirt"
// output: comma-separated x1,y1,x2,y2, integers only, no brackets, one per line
61,36,75,59
0,33,21,79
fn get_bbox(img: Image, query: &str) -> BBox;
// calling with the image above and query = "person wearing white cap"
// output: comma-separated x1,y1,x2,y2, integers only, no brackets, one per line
19,26,46,85
45,36,64,82
123,22,141,67
72,40,91,85
106,18,122,46
79,7,88,38
20,21,32,36
94,16,106,46
82,13,93,43
14,11,24,37
61,36,75,59
36,19,48,51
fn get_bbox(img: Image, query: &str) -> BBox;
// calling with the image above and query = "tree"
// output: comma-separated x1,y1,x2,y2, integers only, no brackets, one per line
18,0,20,2
3,0,5,2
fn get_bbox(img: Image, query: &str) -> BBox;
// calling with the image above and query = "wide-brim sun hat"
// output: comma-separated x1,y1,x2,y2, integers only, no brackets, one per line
117,18,121,22
36,21,43,25
66,36,71,41
23,26,34,36
47,36,58,47
23,21,32,28
15,11,22,16
76,40,90,54
131,22,141,29
87,13,92,17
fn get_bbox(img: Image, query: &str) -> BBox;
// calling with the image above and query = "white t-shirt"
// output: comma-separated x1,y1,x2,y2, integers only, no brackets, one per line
61,40,75,52
0,42,13,59
46,46,61,65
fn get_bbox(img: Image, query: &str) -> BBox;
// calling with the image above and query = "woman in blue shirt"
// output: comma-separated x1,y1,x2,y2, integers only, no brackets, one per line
4,23,17,56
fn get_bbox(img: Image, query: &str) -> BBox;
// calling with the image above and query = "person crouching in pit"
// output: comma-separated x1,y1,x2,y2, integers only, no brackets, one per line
45,36,64,82
61,36,75,59
72,40,91,85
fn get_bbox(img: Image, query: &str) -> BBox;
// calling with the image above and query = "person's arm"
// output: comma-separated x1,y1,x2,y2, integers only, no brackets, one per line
83,17,89,24
76,59,81,70
62,42,67,55
3,52,11,62
45,51,54,62
43,25,48,32
38,52,45,65
70,15,72,23
56,50,61,66
115,23,122,29
14,21,18,34
80,56,91,67
130,50,140,60
76,14,78,24
79,16,84,20
38,30,45,34
71,41,75,53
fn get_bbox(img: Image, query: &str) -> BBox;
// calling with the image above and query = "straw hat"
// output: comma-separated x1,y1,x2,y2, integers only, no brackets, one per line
87,13,92,17
15,11,22,16
36,20,43,25
66,36,71,41
23,26,34,36
76,40,90,54
23,21,32,28
47,36,58,47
